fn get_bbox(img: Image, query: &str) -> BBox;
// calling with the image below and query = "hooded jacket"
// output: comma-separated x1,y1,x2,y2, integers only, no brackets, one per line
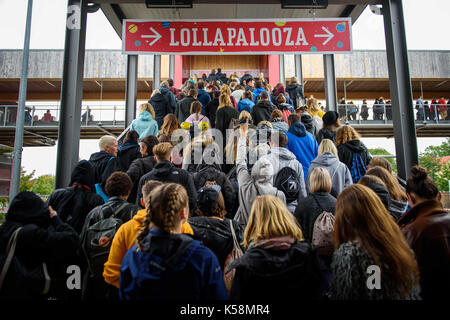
175,96,196,123
130,111,159,141
205,98,219,128
103,209,194,288
316,128,336,145
389,199,409,220
328,241,421,300
118,141,141,172
398,199,450,300
270,117,289,133
47,160,104,234
0,191,80,298
228,239,323,300
149,93,171,129
306,152,353,198
197,89,211,114
215,106,240,143
119,230,228,300
136,160,197,211
158,85,176,113
252,88,266,102
237,98,255,113
294,192,336,243
286,83,304,106
88,150,115,185
234,137,286,226
258,147,307,212
337,140,372,170
286,122,318,178
363,182,392,212
250,100,277,126
126,155,157,204
188,217,244,269
231,89,245,103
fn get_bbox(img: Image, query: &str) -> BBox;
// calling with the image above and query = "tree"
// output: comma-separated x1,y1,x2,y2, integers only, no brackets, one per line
19,167,36,192
368,148,397,173
419,138,450,191
32,175,55,195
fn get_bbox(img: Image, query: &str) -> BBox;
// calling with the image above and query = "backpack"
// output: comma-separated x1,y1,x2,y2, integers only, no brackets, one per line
312,115,323,133
82,202,129,277
223,219,243,293
310,195,335,256
0,227,51,299
350,152,367,183
274,166,301,203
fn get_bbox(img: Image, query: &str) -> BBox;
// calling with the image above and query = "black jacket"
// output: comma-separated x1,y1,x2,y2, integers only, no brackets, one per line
205,98,219,128
47,160,104,234
337,140,372,170
215,106,240,143
286,83,305,107
126,155,157,204
118,142,141,172
136,160,197,211
0,191,80,299
89,151,121,189
176,96,196,123
316,128,336,145
294,192,336,243
149,93,171,129
193,164,235,217
250,100,277,126
228,240,323,300
188,216,244,269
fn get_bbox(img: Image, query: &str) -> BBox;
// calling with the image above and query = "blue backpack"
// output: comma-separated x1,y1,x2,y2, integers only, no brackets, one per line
350,153,367,183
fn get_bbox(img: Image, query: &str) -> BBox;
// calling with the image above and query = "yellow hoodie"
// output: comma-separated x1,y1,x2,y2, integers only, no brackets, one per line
103,209,194,288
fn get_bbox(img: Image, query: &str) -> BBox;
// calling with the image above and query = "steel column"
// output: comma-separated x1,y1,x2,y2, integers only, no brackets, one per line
294,54,303,84
382,0,418,179
125,54,138,127
169,55,175,80
323,54,337,112
55,1,96,189
9,0,33,201
153,54,161,90
279,54,285,85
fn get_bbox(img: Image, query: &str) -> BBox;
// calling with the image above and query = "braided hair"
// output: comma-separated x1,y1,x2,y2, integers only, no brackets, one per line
136,183,189,251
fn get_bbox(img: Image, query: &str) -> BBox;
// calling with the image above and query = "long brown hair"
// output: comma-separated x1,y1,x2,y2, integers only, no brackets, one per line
366,167,408,201
136,183,189,251
334,184,419,295
159,114,180,137
335,125,360,146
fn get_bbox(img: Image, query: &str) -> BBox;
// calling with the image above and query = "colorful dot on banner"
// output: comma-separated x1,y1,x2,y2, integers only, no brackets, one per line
336,23,346,32
128,24,138,33
337,41,344,48
219,48,225,52
275,22,286,27
162,22,171,28
134,40,141,47
310,46,317,52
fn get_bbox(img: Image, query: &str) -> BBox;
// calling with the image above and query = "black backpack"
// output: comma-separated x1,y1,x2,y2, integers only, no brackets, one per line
274,167,301,203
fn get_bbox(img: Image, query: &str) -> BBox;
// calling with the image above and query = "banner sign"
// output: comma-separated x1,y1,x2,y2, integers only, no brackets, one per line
123,18,352,55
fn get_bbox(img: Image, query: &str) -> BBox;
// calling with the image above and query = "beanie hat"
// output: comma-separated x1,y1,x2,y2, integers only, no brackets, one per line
197,185,222,212
322,111,339,126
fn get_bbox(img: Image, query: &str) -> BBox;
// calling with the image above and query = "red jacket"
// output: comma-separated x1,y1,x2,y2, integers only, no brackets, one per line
438,98,447,112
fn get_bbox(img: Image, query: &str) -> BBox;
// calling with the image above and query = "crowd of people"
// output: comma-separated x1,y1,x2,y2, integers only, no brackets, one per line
1,71,449,302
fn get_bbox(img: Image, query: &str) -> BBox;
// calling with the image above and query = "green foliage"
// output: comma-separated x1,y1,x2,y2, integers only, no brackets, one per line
19,167,36,192
368,148,397,173
419,138,450,191
32,175,55,196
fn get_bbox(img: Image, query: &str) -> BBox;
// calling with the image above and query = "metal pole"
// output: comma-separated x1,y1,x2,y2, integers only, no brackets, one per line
294,54,303,84
153,54,161,90
169,55,175,80
382,0,418,179
279,54,285,85
125,54,138,127
323,54,337,112
9,0,33,201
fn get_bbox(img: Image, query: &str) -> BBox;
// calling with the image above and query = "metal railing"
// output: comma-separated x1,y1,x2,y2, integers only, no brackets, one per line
0,104,126,127
336,103,449,124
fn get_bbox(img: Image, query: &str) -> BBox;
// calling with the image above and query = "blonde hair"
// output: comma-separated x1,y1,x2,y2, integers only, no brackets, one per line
239,110,252,121
318,139,338,158
153,142,173,161
151,89,161,97
309,167,332,193
160,80,169,87
218,94,232,109
335,125,360,146
138,103,156,120
220,85,231,96
99,135,117,151
257,120,273,128
290,76,299,84
243,195,303,248
306,97,320,113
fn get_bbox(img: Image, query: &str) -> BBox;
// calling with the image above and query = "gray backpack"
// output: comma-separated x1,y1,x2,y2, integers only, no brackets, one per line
82,202,129,277
311,194,335,255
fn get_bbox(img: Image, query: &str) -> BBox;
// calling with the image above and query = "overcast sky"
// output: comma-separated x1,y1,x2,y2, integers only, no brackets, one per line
0,0,448,176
